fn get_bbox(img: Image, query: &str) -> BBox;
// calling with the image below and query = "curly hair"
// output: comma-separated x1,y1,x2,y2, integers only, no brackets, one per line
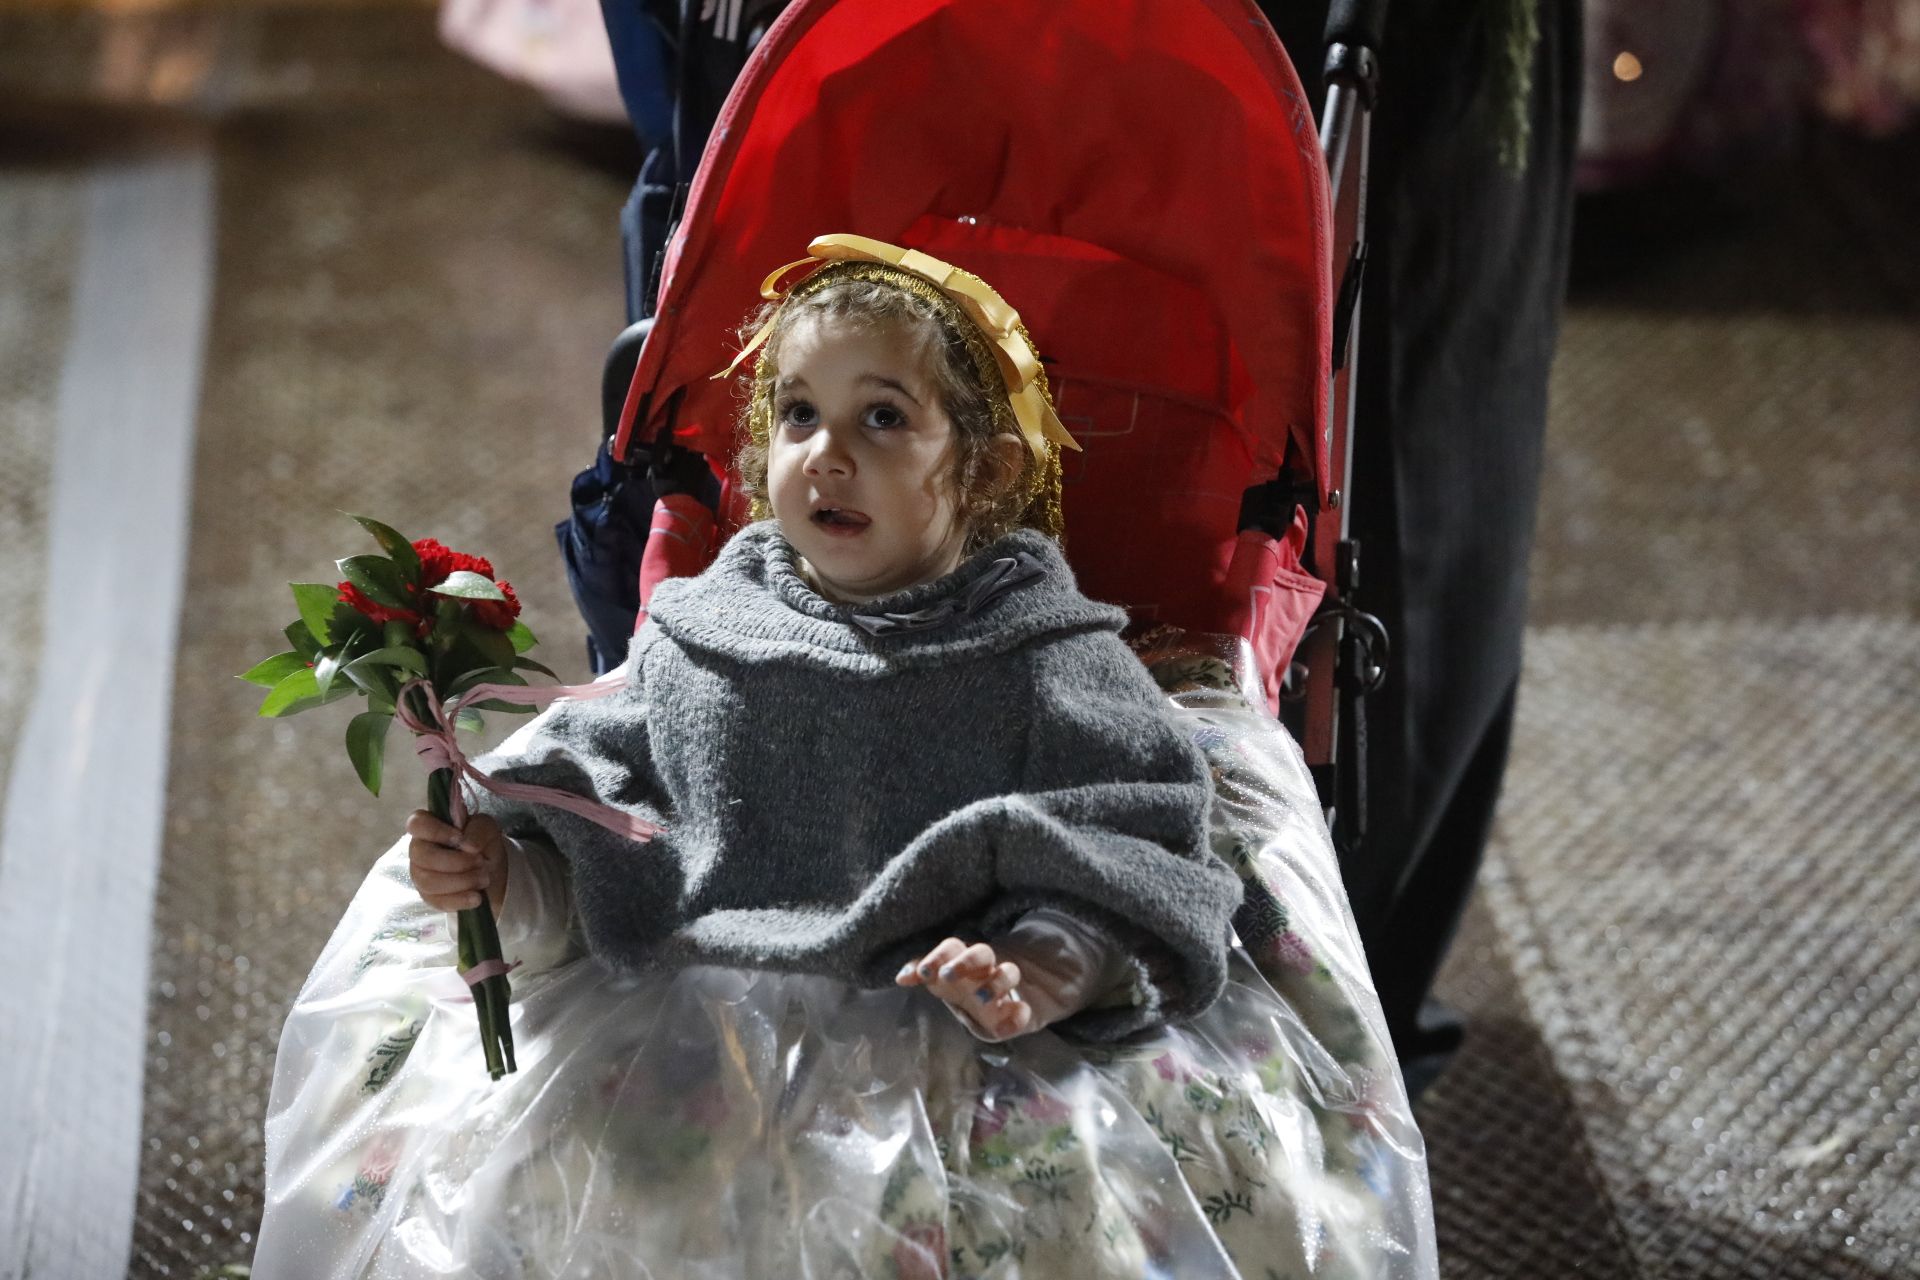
731,265,1056,553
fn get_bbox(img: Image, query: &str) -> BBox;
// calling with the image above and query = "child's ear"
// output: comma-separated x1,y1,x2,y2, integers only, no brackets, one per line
986,432,1027,494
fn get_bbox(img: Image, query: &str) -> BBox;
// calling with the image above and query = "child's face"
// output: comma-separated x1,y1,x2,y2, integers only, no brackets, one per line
767,313,970,603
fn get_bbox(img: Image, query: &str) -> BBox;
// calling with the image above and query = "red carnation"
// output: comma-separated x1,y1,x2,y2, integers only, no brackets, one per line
413,538,495,587
471,580,521,631
336,538,519,635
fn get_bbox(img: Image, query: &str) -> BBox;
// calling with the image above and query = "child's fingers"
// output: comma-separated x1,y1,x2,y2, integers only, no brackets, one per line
405,811,507,911
896,937,968,986
979,993,1034,1040
408,826,492,913
926,943,999,1005
410,861,469,891
934,942,999,987
405,809,474,852
894,948,1036,1040
412,866,489,911
960,962,1023,1022
461,814,503,854
409,841,482,876
956,984,1031,1042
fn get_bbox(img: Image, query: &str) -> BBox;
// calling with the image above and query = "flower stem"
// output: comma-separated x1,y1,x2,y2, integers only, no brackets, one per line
423,720,516,1080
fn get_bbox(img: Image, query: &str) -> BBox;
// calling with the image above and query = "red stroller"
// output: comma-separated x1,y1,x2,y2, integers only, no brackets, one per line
257,5,1441,1274
607,0,1390,854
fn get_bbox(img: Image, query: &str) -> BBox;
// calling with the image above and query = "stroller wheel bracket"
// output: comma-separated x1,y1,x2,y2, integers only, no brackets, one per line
1302,538,1392,699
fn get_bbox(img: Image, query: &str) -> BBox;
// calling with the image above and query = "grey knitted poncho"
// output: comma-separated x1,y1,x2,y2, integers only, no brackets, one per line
471,522,1244,1040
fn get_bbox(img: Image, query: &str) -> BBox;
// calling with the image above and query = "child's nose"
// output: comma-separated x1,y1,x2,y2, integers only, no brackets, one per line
803,425,854,476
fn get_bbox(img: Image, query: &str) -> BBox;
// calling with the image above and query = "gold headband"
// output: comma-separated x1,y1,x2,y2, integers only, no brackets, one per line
715,234,1080,468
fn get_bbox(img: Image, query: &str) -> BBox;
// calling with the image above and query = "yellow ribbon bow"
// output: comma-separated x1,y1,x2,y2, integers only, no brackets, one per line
715,233,1081,464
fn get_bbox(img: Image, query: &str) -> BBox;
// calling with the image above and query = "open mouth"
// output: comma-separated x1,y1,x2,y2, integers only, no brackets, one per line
811,507,872,533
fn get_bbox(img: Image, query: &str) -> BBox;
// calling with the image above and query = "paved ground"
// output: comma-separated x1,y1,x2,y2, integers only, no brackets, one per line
0,7,1914,1276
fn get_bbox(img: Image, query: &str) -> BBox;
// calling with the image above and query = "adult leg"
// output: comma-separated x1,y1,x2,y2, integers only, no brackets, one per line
1268,0,1583,1090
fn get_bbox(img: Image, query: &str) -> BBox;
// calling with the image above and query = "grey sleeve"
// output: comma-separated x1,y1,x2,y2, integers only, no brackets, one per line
466,637,668,847
463,636,686,966
971,630,1243,1042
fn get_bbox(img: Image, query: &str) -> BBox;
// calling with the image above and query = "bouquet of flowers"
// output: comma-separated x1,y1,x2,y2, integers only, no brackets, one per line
241,515,557,1079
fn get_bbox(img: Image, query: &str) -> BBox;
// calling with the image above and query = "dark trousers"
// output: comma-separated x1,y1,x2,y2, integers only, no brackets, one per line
1266,0,1583,1090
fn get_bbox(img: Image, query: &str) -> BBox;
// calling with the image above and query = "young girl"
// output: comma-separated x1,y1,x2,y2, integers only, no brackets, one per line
255,240,1437,1279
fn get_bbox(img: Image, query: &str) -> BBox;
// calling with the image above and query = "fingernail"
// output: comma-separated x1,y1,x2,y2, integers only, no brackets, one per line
1006,990,1023,1004
975,986,993,1004
896,963,915,982
937,964,958,982
918,963,936,979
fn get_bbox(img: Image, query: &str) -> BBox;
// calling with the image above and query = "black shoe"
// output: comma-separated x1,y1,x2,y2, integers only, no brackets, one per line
1396,997,1466,1102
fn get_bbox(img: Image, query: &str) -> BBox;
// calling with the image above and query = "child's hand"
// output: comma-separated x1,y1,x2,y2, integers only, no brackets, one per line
406,811,509,914
896,937,1033,1041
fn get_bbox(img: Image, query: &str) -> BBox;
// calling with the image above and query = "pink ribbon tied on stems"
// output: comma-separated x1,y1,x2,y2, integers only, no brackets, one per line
394,675,666,987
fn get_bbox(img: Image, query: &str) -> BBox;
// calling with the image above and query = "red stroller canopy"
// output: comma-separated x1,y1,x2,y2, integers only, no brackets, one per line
619,0,1331,666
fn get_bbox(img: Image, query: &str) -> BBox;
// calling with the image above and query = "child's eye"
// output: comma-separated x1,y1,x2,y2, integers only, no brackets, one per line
864,403,907,430
779,401,818,428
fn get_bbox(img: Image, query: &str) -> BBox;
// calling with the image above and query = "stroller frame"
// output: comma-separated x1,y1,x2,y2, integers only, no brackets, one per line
1306,8,1392,855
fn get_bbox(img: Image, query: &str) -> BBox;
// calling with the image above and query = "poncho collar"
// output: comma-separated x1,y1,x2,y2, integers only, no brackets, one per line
646,522,1126,674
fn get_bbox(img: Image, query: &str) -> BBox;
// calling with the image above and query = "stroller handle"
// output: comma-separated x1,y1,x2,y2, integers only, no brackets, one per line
1322,0,1389,54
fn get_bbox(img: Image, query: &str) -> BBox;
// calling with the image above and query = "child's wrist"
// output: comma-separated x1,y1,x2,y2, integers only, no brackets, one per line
488,838,515,915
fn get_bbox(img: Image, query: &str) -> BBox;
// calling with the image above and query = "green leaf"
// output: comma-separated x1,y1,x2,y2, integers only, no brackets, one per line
428,599,464,658
384,619,415,649
329,600,370,640
312,645,347,697
349,645,429,676
258,666,320,717
344,627,382,661
511,655,559,680
284,619,322,660
340,646,426,703
342,659,400,704
436,656,533,716
460,667,533,713
239,650,307,687
428,570,506,602
471,697,537,714
290,583,340,647
345,711,393,796
505,619,537,654
276,680,359,717
467,626,516,673
325,679,358,704
445,665,512,698
454,708,485,734
338,554,410,608
347,514,421,581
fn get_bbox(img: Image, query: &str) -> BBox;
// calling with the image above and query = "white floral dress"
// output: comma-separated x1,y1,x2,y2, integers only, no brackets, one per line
253,638,1437,1279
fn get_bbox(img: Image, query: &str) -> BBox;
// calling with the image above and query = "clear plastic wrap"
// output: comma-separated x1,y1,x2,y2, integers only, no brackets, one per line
255,634,1437,1279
